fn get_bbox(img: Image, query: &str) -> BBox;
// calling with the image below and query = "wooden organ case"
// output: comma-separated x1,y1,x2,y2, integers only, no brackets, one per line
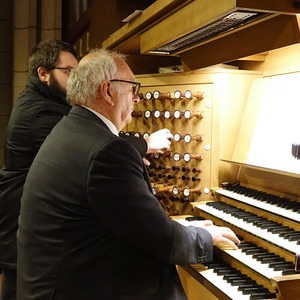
124,68,300,299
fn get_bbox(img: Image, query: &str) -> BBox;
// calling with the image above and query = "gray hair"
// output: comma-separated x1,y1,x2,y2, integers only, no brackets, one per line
66,48,125,106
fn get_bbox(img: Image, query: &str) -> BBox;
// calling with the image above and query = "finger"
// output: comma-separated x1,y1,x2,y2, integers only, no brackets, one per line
166,132,173,140
217,238,239,250
201,220,214,226
143,158,150,166
161,140,171,147
188,221,209,228
163,141,171,148
161,128,173,138
221,230,241,245
219,226,237,235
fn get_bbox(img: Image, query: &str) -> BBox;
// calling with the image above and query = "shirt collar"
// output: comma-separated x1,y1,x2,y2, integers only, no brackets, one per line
82,106,119,136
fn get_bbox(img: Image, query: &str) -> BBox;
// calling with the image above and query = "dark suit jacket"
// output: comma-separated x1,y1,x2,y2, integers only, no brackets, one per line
0,77,147,271
17,105,213,300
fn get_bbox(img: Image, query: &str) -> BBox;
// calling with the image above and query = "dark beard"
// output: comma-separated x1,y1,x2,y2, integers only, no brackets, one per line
49,74,66,98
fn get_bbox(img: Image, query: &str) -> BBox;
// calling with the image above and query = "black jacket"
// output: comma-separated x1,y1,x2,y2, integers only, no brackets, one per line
0,76,71,269
0,77,147,269
17,106,213,300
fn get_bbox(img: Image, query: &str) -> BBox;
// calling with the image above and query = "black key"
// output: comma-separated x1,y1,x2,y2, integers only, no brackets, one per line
273,263,295,271
288,235,300,242
260,257,284,264
259,222,279,229
223,273,245,279
253,252,275,258
248,249,269,256
280,232,300,239
245,249,265,255
282,231,300,237
267,225,284,232
206,263,224,268
243,217,262,223
238,284,263,291
282,269,297,275
241,246,259,252
253,253,275,260
238,240,253,246
226,276,249,283
269,226,290,234
242,287,269,295
250,292,277,299
212,264,231,269
215,269,236,275
278,230,294,237
253,220,276,228
231,279,256,286
268,260,292,267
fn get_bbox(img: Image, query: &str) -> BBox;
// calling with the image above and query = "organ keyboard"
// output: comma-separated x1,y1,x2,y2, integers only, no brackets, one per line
176,184,300,300
215,187,300,223
197,201,299,254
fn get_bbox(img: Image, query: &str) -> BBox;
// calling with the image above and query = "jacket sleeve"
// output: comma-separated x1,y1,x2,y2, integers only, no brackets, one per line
87,137,213,264
119,133,148,157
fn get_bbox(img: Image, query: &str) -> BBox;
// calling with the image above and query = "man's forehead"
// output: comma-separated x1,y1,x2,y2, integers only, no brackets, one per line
114,57,135,79
58,51,78,66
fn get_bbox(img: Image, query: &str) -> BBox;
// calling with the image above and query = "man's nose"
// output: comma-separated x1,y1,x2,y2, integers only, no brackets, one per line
133,94,140,103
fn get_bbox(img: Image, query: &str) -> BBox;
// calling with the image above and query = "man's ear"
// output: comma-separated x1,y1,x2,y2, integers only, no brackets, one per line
37,67,49,83
101,80,115,107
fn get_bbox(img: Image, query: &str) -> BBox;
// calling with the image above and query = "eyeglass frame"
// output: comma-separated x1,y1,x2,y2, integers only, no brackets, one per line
110,79,141,96
51,67,73,76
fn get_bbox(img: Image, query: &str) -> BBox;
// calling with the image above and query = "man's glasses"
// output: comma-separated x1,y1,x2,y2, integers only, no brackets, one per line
110,79,141,96
52,67,73,76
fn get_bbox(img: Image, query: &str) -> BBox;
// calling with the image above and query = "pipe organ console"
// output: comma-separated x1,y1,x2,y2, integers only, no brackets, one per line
127,70,300,299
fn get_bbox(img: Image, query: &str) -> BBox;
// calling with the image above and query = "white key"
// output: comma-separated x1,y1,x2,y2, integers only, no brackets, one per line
223,248,284,279
216,189,300,222
199,268,251,300
196,203,300,254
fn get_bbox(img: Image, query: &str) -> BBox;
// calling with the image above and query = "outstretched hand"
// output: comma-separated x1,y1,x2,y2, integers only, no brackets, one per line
145,128,173,154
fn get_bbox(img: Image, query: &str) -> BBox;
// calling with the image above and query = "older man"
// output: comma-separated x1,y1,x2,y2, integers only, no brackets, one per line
17,49,239,300
1,40,172,300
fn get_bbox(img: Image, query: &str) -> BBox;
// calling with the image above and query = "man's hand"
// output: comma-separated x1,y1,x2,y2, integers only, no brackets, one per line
145,128,173,154
188,220,240,249
201,224,240,250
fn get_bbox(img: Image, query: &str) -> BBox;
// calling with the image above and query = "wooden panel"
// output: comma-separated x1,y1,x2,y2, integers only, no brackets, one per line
271,275,300,300
180,14,300,70
125,54,182,75
102,0,192,50
129,80,214,215
125,69,259,215
140,0,238,54
237,0,300,14
237,42,300,77
140,0,300,57
105,0,300,55
177,265,220,300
